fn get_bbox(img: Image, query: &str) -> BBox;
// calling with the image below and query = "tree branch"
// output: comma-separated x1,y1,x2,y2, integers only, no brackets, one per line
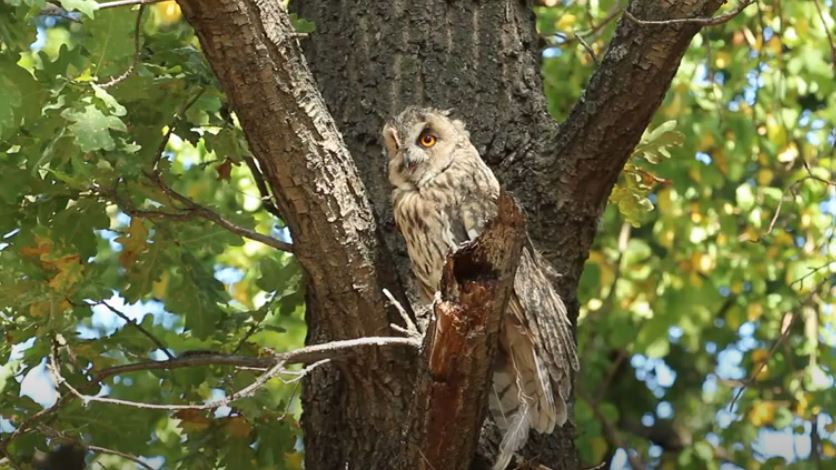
87,445,154,470
99,2,146,88
95,336,419,381
546,0,725,286
98,0,166,9
88,299,175,359
624,0,754,26
54,336,419,410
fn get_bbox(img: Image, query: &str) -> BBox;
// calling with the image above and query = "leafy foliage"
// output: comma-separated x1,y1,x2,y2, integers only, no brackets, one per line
0,2,305,468
539,0,835,468
0,0,833,469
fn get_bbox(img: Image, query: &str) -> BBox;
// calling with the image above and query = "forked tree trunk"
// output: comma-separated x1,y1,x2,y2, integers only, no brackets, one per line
177,0,725,468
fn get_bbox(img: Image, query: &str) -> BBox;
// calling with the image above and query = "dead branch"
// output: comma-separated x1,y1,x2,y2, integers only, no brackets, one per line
410,192,527,470
45,336,418,411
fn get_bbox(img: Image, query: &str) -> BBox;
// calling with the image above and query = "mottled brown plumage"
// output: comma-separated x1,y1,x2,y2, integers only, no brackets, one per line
382,107,579,469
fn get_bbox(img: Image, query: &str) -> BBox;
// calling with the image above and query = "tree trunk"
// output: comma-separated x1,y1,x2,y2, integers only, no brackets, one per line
295,0,723,467
177,0,725,468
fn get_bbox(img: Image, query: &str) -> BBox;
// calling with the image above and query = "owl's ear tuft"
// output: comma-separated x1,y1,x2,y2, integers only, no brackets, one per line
382,124,400,158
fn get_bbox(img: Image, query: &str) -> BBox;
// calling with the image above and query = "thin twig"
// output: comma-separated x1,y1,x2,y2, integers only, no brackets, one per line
96,336,419,380
625,0,755,27
150,88,205,171
812,0,836,70
243,156,283,219
728,312,796,410
98,0,166,10
125,88,294,252
99,3,146,88
727,279,829,410
575,33,598,63
588,398,646,470
0,395,73,461
96,353,273,381
90,299,175,359
51,336,420,411
87,445,154,470
383,288,421,338
148,173,295,252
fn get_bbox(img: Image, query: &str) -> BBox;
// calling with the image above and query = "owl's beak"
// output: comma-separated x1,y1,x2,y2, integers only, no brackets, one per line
403,152,424,172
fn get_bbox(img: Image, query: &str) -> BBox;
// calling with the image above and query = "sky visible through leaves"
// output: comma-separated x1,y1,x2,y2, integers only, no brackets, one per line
0,0,834,469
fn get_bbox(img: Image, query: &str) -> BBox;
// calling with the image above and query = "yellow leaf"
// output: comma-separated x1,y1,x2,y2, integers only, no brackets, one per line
154,1,182,25
715,51,731,69
152,271,169,298
590,436,608,464
747,304,764,322
749,401,776,426
756,169,774,186
751,348,769,363
768,36,782,55
117,218,149,268
47,255,83,292
231,280,254,309
556,14,576,31
823,442,836,458
699,133,715,151
285,451,304,470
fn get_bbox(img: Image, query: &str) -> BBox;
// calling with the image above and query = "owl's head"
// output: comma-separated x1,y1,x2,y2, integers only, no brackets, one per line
382,106,470,189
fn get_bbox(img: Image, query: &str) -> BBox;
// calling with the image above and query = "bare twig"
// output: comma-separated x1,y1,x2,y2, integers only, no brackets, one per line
789,263,832,288
87,445,154,470
243,155,283,219
589,398,646,470
0,395,73,461
40,3,81,22
121,88,295,253
95,353,273,381
727,278,829,410
52,336,419,410
96,336,418,380
99,3,146,88
812,0,836,70
383,288,421,338
728,311,796,410
575,33,599,63
90,299,175,359
625,0,755,27
98,0,166,9
143,172,295,252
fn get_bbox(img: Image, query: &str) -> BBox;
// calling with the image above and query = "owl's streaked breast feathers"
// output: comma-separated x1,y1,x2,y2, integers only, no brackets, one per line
383,107,579,469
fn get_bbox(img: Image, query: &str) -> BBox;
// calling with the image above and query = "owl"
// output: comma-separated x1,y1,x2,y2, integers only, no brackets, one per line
382,107,579,469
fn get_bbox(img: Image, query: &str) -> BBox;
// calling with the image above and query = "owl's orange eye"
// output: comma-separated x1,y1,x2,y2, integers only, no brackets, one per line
418,131,437,148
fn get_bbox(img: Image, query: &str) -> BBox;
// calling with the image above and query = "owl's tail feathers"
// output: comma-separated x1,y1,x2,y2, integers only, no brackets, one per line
489,322,558,470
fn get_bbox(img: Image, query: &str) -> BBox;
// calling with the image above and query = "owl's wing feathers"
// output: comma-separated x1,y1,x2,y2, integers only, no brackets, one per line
514,247,580,415
454,167,574,466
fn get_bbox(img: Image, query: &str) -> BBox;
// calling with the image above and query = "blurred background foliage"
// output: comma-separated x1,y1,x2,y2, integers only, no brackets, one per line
0,0,832,469
538,0,834,468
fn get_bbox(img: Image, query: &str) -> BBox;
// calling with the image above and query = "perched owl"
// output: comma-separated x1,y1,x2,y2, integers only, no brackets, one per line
382,107,579,469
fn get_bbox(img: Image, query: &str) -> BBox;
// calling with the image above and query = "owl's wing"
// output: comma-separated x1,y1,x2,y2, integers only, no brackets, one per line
490,245,579,468
513,245,579,414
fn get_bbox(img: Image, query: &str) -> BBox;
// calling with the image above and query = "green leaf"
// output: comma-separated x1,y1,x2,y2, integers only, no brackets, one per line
61,104,127,152
58,0,98,18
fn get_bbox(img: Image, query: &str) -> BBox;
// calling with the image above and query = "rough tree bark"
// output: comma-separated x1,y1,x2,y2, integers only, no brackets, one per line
177,0,725,468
